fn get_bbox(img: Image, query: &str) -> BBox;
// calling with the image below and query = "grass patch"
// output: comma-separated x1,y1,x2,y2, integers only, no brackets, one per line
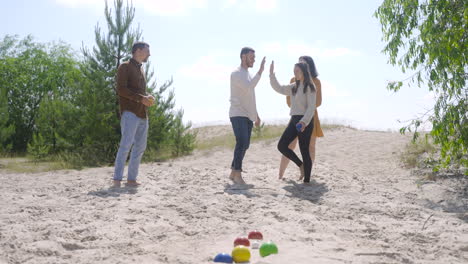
0,123,349,173
195,124,286,151
401,136,437,168
142,147,174,163
195,123,348,151
0,157,71,173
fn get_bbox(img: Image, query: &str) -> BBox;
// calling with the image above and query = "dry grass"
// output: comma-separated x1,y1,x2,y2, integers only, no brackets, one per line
401,136,437,168
0,123,349,174
194,123,347,151
0,157,69,173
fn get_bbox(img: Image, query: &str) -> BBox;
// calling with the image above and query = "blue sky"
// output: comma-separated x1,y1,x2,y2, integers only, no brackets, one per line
1,0,435,130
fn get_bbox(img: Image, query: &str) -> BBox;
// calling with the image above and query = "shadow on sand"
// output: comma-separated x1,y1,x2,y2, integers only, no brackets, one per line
88,185,139,198
282,179,329,204
223,183,260,198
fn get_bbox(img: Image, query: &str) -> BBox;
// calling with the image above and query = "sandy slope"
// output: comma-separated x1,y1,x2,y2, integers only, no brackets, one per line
0,127,467,264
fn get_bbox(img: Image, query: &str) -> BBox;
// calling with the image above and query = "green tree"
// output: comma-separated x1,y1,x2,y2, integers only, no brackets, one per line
375,0,467,174
0,84,14,153
169,109,196,156
35,98,84,153
79,0,142,164
0,35,83,153
27,133,50,161
80,0,195,164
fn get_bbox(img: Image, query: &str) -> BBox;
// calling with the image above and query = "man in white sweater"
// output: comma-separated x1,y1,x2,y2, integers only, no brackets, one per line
229,47,266,184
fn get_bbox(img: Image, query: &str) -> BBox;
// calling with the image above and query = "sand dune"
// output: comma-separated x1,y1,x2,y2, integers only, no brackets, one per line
0,127,467,263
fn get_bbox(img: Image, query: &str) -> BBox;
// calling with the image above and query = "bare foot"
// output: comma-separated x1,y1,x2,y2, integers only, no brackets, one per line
126,180,141,187
233,172,246,185
278,173,284,180
298,165,305,181
229,170,235,181
112,180,121,188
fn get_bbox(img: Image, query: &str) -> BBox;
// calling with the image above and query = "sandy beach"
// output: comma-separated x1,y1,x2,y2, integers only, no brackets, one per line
1,127,467,264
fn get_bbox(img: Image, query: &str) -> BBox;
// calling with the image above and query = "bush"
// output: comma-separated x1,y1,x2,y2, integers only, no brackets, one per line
27,133,50,161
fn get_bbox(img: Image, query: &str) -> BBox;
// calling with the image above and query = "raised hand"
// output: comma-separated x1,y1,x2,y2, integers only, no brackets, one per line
258,56,266,75
269,60,275,75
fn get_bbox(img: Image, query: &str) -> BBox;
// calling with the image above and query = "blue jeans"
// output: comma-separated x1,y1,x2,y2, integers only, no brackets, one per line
113,111,148,181
230,116,253,171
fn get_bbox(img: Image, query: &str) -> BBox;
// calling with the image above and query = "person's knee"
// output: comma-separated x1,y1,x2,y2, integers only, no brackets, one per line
278,141,287,153
288,139,297,150
244,140,251,150
239,140,250,151
119,141,133,152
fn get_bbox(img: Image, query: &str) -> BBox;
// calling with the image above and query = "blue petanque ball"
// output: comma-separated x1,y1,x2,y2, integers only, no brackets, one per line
214,253,233,263
296,123,303,132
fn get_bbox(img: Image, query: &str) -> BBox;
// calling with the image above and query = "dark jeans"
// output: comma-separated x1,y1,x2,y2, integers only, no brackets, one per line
278,115,314,182
230,116,253,171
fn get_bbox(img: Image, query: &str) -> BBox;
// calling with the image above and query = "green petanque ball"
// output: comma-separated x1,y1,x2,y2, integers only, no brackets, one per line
259,242,278,257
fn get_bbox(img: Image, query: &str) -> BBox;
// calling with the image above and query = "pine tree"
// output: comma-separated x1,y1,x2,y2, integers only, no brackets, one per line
79,0,195,164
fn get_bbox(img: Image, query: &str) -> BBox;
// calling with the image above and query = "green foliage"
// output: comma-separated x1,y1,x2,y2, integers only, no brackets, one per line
0,0,195,168
78,0,141,164
401,135,437,168
27,133,50,161
0,35,82,152
77,0,195,164
252,122,266,139
0,84,14,152
35,95,84,154
170,110,196,156
375,0,468,174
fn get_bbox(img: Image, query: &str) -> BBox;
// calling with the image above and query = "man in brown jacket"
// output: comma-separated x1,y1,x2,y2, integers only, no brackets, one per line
113,42,155,187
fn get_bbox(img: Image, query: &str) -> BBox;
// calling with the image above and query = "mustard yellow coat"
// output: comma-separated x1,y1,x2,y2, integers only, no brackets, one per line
287,77,324,138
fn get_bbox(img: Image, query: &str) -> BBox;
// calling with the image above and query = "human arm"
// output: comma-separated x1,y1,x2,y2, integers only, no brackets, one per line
269,61,294,95
299,88,317,128
117,64,154,106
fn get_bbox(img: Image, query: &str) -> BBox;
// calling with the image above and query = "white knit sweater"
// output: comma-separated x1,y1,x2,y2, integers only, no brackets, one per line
270,73,316,126
229,66,261,122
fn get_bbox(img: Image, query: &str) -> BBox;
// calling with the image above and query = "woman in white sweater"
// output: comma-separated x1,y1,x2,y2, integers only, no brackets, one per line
269,61,317,183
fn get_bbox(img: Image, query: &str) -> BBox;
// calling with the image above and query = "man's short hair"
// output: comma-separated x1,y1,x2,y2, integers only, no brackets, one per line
132,42,150,54
240,47,255,58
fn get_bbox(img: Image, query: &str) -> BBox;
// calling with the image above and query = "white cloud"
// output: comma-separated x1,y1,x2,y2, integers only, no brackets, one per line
321,47,360,57
261,41,283,54
135,0,207,16
321,80,350,97
255,0,277,12
285,42,360,58
54,0,208,16
260,40,360,59
422,91,437,101
222,0,278,13
55,0,277,15
178,55,232,84
54,0,103,8
223,0,238,9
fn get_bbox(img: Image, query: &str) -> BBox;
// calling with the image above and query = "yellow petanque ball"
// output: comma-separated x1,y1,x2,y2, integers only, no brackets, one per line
232,246,251,263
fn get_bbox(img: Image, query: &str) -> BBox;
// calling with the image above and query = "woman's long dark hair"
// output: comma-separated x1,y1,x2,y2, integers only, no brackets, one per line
292,62,315,95
299,55,318,78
